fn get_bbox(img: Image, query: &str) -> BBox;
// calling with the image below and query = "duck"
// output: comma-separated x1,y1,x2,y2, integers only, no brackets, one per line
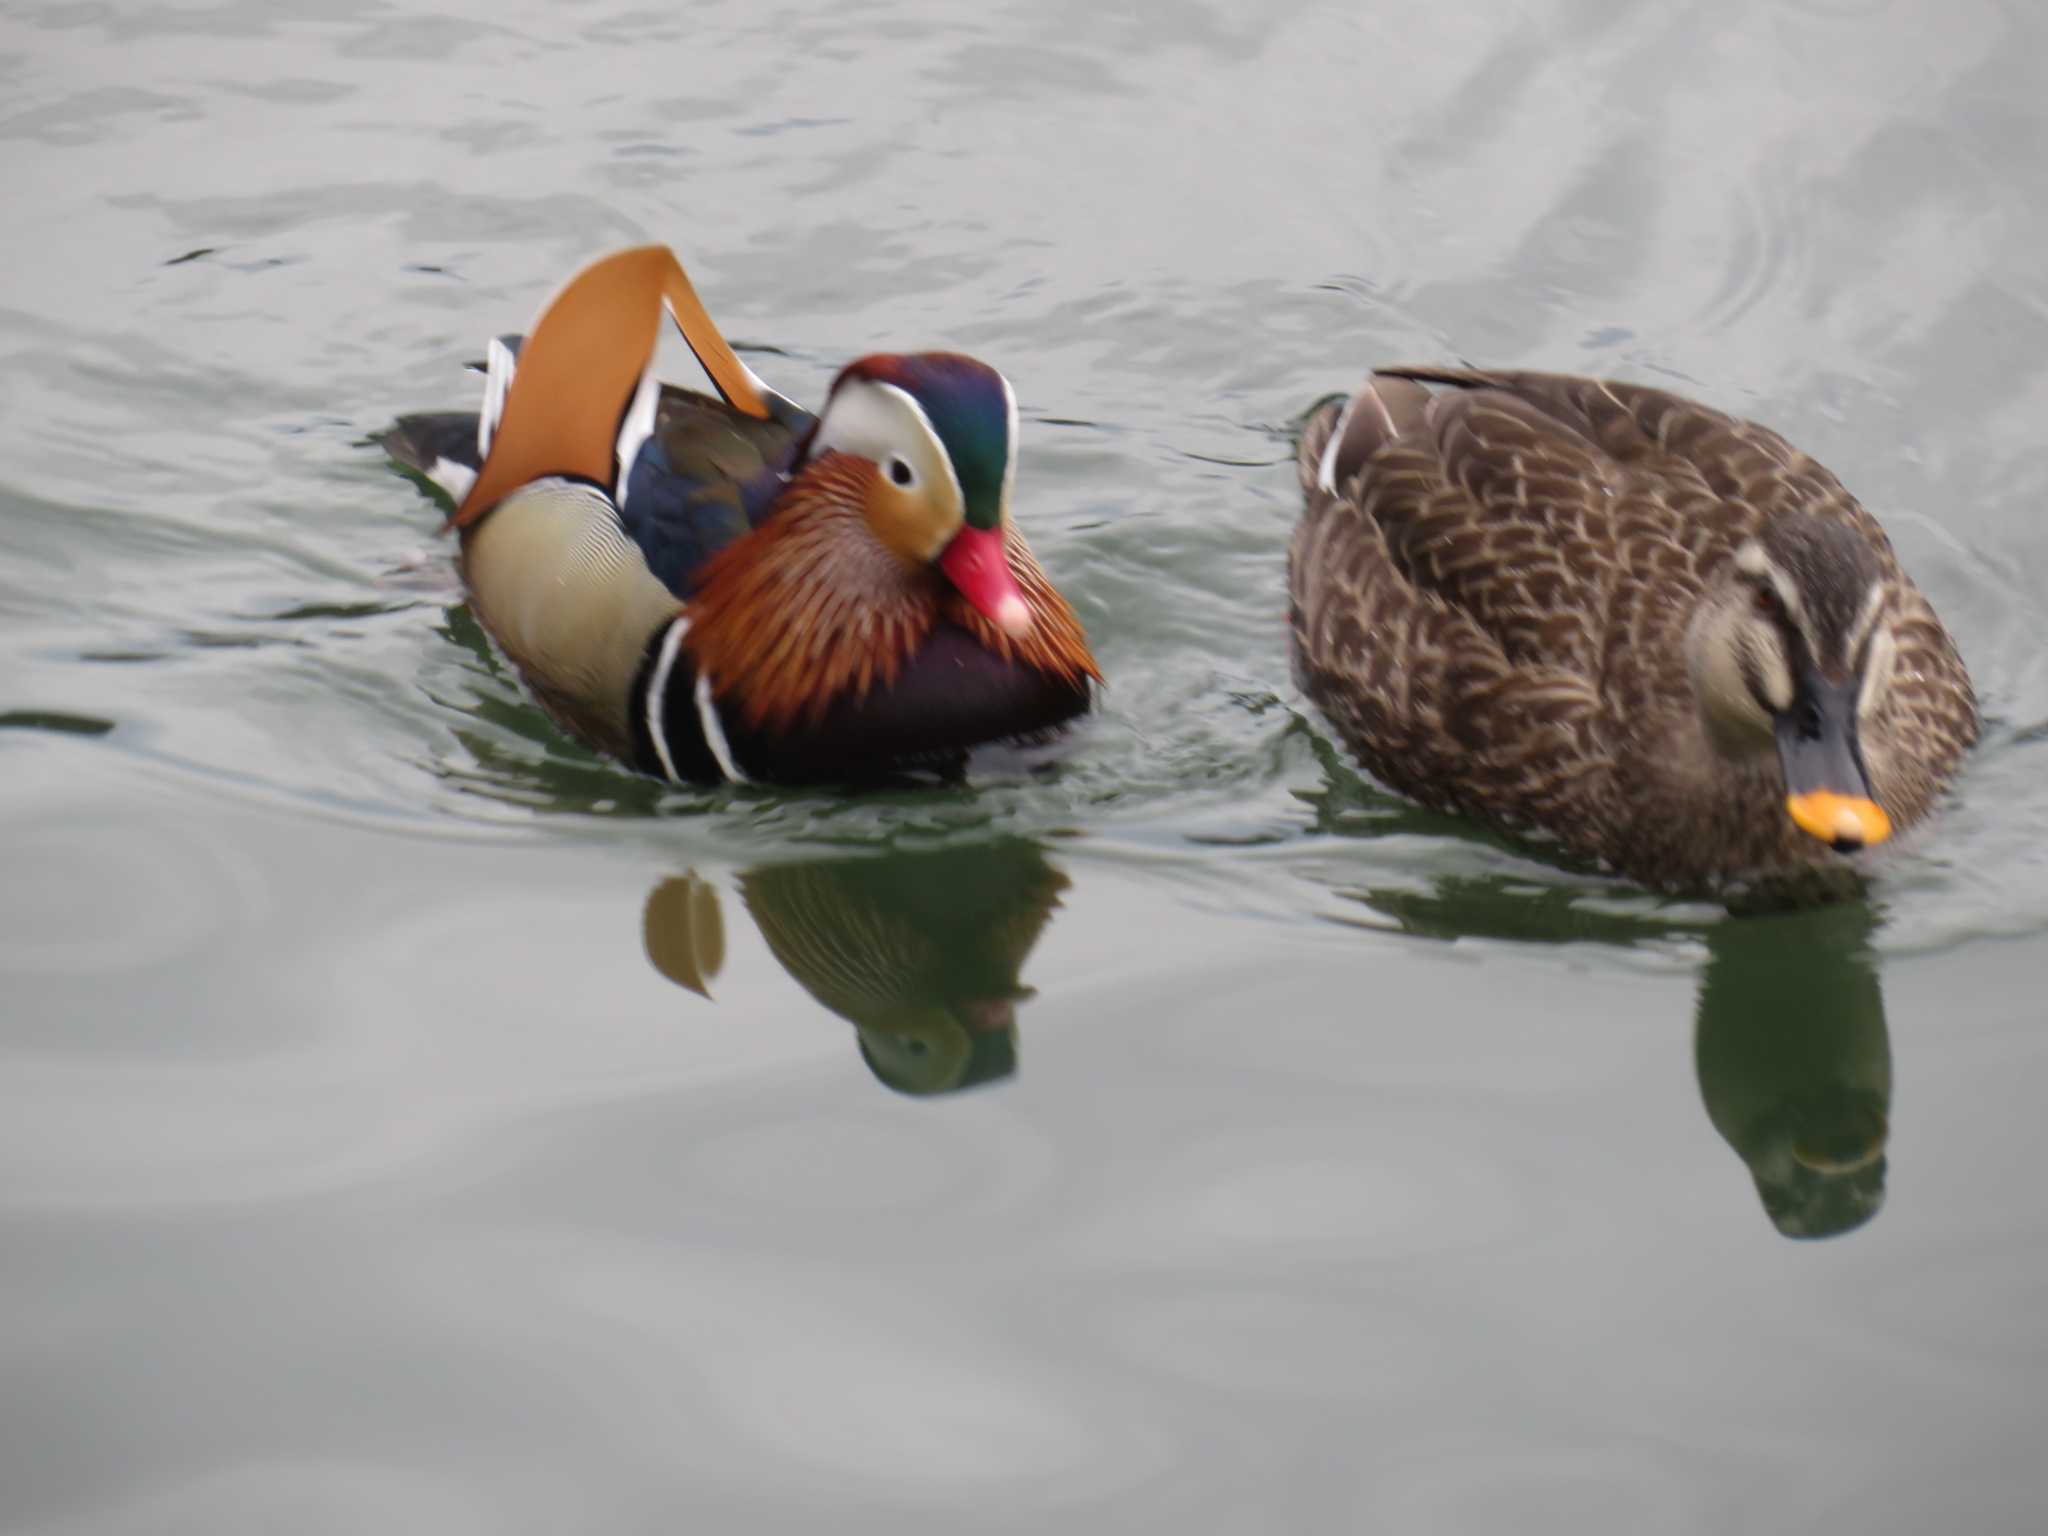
380,245,1099,785
1290,367,1978,898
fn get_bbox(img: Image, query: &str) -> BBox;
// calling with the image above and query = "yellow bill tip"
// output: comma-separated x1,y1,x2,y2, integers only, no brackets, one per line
1786,791,1892,850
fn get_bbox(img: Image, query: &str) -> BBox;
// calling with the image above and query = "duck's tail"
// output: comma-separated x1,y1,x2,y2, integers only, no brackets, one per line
1299,371,1442,498
377,332,527,506
376,411,482,507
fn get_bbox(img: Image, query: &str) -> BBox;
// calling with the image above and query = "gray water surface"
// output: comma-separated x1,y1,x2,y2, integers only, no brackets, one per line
5,1,2048,1531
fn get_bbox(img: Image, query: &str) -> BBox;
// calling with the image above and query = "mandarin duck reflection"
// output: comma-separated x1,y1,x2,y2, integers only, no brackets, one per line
643,842,1068,1096
382,246,1098,784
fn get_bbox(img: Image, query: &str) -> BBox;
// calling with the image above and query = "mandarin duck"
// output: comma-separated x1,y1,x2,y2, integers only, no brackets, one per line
382,246,1098,785
1291,368,1977,898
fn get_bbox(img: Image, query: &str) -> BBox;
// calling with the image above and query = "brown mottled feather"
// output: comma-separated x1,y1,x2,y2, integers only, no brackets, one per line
686,452,1099,734
1291,368,1977,897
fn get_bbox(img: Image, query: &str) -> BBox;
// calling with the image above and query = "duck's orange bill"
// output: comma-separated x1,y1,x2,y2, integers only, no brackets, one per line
1786,791,1892,849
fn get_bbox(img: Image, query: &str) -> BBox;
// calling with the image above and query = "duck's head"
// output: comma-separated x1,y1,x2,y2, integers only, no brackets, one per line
801,352,1033,638
1690,516,1898,853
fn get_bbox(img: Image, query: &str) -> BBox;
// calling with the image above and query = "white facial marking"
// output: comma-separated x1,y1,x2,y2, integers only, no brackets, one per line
1846,579,1886,664
1736,541,1815,654
807,376,964,522
1859,624,1897,721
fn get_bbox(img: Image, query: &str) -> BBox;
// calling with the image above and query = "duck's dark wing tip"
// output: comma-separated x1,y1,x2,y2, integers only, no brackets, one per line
377,411,483,506
1373,364,1502,389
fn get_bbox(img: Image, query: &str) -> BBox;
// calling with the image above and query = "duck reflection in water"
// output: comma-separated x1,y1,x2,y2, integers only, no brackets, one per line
1306,753,1892,1239
1695,902,1889,1239
1348,876,1891,1239
642,840,1068,1097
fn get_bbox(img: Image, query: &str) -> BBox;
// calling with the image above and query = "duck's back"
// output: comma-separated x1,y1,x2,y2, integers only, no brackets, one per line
618,386,813,594
381,379,813,600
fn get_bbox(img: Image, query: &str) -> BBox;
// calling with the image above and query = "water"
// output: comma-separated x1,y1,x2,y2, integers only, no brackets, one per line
5,1,2048,1530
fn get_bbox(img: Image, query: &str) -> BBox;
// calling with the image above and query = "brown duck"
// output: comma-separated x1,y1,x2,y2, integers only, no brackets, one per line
1291,368,1978,897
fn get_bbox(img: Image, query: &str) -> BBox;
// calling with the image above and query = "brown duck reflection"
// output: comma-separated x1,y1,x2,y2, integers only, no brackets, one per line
1696,903,1890,1239
1321,865,1891,1239
643,840,1068,1096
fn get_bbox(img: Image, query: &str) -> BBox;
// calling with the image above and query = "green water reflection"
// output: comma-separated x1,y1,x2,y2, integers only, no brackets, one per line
1696,904,1890,1240
1308,735,1892,1238
1343,871,1890,1240
644,840,1067,1096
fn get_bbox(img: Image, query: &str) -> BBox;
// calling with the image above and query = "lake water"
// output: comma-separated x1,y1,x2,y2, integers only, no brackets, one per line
5,1,2048,1530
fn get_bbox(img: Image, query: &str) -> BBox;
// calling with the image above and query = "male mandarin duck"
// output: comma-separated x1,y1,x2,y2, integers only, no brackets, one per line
381,245,1099,784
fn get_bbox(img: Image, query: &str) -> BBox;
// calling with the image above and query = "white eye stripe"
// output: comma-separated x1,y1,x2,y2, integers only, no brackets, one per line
807,377,963,512
866,380,963,510
1744,547,1817,657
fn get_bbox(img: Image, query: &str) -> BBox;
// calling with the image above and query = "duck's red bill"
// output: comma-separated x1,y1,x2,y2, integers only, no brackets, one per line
939,525,1032,638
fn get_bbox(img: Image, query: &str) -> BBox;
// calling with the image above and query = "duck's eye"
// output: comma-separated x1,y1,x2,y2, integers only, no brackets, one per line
1752,584,1780,618
886,455,916,488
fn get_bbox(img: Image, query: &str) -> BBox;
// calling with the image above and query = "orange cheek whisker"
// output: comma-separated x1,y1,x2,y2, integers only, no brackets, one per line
684,454,1100,732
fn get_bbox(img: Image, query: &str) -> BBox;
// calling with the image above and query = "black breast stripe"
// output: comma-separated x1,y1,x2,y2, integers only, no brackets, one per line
721,623,1092,785
628,619,723,784
633,620,1090,786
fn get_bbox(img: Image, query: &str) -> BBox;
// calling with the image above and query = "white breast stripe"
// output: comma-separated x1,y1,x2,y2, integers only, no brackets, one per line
645,617,689,784
695,670,750,784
